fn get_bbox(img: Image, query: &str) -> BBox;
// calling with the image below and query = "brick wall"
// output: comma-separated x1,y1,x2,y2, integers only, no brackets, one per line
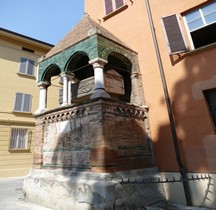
34,98,154,172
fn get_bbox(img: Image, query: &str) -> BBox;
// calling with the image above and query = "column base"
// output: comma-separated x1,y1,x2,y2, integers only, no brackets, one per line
34,108,48,115
90,89,111,99
60,103,68,107
60,103,72,107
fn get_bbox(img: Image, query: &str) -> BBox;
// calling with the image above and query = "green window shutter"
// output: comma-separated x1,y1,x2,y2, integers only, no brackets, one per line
161,14,188,54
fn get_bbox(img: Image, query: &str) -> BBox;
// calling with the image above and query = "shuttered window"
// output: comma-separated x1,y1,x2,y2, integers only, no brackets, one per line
19,58,35,76
14,93,32,112
161,14,188,54
104,0,124,15
9,128,29,149
204,90,216,128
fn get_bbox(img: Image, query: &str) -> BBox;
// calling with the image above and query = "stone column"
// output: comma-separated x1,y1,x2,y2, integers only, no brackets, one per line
35,81,50,114
60,72,74,106
89,58,110,99
131,72,145,106
68,80,72,105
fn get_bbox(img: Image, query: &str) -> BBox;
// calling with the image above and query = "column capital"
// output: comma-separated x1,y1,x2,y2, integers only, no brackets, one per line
89,57,108,68
37,81,51,89
60,72,75,80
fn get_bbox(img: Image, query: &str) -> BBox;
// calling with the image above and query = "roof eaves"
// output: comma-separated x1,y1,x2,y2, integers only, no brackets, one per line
0,27,54,48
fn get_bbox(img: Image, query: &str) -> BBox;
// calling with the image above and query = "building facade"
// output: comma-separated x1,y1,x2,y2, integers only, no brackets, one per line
0,28,55,178
84,0,216,208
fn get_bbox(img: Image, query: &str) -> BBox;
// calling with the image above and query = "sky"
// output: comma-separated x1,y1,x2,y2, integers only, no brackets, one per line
0,0,84,45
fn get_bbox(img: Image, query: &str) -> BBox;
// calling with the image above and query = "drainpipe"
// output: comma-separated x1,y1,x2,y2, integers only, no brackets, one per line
144,0,192,206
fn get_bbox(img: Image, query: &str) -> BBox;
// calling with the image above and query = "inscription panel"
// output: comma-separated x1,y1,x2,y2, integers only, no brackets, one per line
105,70,125,95
70,70,125,101
71,77,95,99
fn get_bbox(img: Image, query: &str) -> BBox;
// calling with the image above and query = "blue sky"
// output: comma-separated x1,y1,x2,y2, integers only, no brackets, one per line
0,0,84,45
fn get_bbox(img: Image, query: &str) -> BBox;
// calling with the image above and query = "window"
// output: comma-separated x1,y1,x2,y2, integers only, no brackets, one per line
104,0,124,15
22,47,34,53
161,14,189,54
9,128,29,149
19,58,35,76
204,89,216,128
161,2,216,54
184,2,216,49
14,93,32,113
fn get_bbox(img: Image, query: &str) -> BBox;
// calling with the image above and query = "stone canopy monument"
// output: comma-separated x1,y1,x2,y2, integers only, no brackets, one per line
23,14,165,209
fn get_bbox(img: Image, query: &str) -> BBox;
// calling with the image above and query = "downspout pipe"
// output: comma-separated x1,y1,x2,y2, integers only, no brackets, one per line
144,0,192,206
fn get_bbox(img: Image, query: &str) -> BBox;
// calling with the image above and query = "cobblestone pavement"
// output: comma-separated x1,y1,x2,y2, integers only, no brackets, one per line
0,176,51,210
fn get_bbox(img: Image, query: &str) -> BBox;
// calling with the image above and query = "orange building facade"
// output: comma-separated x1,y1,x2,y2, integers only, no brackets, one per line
85,0,216,207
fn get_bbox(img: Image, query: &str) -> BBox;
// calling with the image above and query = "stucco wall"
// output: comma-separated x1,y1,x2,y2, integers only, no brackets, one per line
0,32,54,177
84,0,216,173
160,172,216,208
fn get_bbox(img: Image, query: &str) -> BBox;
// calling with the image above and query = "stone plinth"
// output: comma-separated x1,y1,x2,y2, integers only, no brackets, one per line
24,168,165,210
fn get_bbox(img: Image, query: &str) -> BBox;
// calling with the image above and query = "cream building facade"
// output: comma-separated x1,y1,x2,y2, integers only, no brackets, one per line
0,28,56,178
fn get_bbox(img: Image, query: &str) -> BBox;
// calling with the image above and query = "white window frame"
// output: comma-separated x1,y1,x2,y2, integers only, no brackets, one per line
9,128,29,150
183,2,216,49
183,16,195,49
104,0,125,15
14,93,32,113
18,57,35,76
